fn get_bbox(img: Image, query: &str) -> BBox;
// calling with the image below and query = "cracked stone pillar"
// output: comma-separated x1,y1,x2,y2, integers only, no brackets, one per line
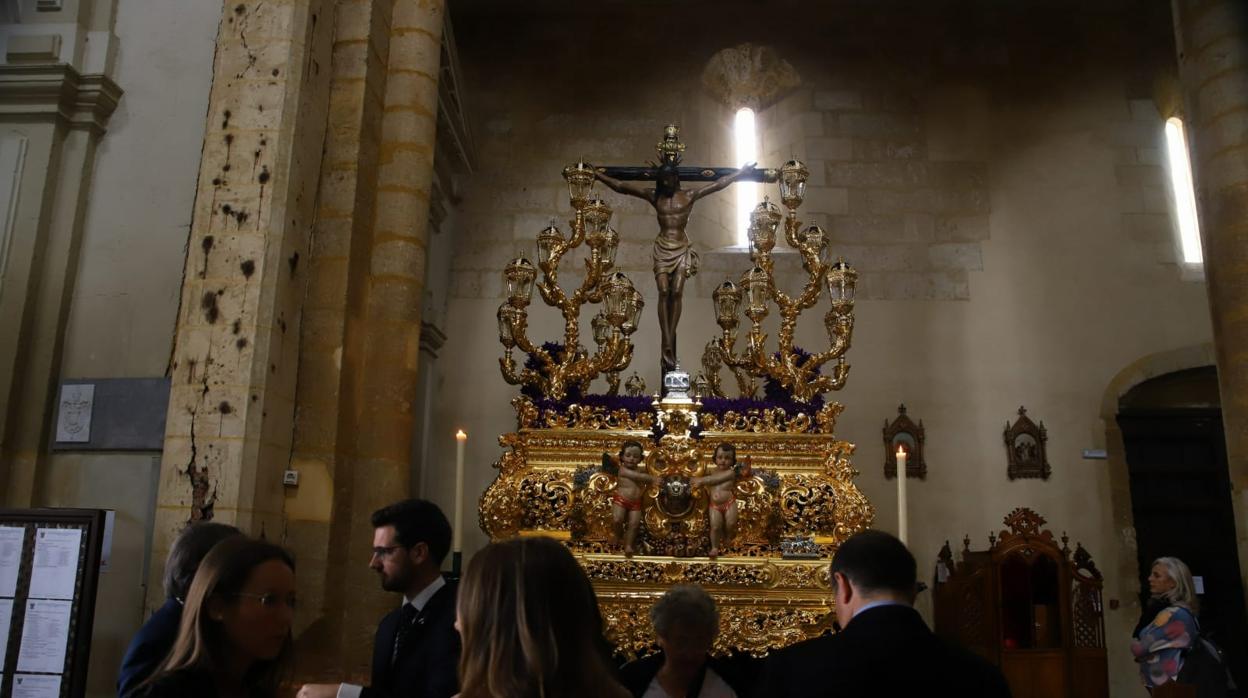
149,0,334,604
1170,0,1248,580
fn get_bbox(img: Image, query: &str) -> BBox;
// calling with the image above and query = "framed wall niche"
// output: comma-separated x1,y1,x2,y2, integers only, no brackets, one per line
1004,406,1050,480
883,403,926,479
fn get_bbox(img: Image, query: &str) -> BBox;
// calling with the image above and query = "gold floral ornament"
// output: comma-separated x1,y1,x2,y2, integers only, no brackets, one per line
480,389,874,656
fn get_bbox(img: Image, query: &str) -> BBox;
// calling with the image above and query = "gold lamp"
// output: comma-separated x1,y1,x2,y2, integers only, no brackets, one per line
691,372,710,398
713,281,742,330
825,258,858,305
801,223,827,261
702,338,723,372
743,266,770,321
603,272,635,326
602,225,620,268
497,303,520,348
503,256,536,307
622,288,644,335
584,197,612,249
536,224,564,267
562,161,596,210
748,198,782,255
778,159,809,210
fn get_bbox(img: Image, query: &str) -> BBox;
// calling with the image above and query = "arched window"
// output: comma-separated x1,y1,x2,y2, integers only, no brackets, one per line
734,107,757,247
1163,117,1203,265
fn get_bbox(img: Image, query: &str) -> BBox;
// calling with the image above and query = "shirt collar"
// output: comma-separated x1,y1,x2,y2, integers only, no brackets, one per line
404,575,446,612
853,600,907,619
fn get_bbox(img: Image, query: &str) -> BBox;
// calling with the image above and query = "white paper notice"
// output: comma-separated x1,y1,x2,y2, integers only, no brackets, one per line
0,598,13,665
13,674,62,698
16,599,71,674
0,525,23,597
29,528,81,600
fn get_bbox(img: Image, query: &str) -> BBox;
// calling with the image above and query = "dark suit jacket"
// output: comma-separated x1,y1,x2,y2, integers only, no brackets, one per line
362,581,460,698
117,598,182,697
761,604,1011,698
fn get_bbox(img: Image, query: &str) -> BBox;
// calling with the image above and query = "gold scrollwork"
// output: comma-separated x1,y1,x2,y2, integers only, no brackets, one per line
479,397,873,655
518,471,574,530
601,597,835,659
780,475,838,535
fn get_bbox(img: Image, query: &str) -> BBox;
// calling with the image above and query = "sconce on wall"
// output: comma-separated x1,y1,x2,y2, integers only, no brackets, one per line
883,404,925,479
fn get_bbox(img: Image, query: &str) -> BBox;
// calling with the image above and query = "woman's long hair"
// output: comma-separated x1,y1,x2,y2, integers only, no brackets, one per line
1152,556,1199,613
147,537,294,695
458,537,622,698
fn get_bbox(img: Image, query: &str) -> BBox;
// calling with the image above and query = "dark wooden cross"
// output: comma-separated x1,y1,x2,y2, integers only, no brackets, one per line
597,165,774,183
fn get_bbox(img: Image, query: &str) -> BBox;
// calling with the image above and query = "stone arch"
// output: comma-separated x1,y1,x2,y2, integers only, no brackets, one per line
1098,343,1217,623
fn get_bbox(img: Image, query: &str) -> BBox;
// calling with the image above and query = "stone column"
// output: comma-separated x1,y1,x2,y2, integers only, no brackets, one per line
148,0,334,603
284,0,445,682
338,0,445,676
284,0,394,681
1170,0,1248,580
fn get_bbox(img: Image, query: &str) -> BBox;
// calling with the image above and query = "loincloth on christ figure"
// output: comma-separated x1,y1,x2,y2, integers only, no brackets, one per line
653,233,700,278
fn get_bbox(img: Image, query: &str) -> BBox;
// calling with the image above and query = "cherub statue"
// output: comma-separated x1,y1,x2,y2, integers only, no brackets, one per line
690,442,751,559
602,440,658,556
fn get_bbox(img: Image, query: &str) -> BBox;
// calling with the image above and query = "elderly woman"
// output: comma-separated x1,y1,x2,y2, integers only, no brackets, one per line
620,585,748,698
1131,556,1205,691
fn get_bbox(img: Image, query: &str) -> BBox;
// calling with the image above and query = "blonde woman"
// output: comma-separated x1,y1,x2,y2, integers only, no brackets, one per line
455,537,629,698
1131,557,1201,690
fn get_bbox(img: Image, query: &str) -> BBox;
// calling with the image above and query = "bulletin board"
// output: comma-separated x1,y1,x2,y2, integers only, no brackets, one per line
0,509,106,698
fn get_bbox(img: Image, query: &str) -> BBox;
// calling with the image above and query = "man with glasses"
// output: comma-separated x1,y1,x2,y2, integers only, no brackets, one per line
298,499,459,698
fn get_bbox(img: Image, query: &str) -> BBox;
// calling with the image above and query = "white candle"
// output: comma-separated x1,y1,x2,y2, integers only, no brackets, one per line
896,446,908,546
454,430,466,553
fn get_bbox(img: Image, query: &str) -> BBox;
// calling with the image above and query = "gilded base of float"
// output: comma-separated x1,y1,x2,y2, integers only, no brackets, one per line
480,396,874,657
581,552,836,658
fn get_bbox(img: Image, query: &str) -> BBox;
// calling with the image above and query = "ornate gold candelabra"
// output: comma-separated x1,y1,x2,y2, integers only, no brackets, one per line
498,163,642,400
703,160,857,403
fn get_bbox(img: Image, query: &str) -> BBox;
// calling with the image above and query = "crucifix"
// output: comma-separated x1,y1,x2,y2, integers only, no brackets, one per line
594,125,776,377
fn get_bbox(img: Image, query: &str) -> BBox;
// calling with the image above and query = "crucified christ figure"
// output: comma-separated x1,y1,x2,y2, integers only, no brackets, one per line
595,160,757,373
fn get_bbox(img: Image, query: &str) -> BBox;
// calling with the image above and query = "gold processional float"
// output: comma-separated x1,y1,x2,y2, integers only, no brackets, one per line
480,126,874,657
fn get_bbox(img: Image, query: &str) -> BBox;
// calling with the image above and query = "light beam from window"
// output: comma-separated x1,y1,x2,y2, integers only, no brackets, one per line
1164,117,1203,265
735,107,757,247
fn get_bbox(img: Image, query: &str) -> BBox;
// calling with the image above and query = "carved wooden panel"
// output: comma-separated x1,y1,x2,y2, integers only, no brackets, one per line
933,508,1107,698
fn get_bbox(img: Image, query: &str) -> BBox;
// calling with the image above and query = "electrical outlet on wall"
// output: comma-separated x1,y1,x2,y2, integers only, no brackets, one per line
282,470,299,486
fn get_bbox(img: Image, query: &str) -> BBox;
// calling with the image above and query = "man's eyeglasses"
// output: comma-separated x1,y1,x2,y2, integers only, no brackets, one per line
371,545,407,558
235,592,298,610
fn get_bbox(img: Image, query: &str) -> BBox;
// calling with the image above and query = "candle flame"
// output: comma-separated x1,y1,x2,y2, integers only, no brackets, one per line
896,445,906,457
456,430,467,440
